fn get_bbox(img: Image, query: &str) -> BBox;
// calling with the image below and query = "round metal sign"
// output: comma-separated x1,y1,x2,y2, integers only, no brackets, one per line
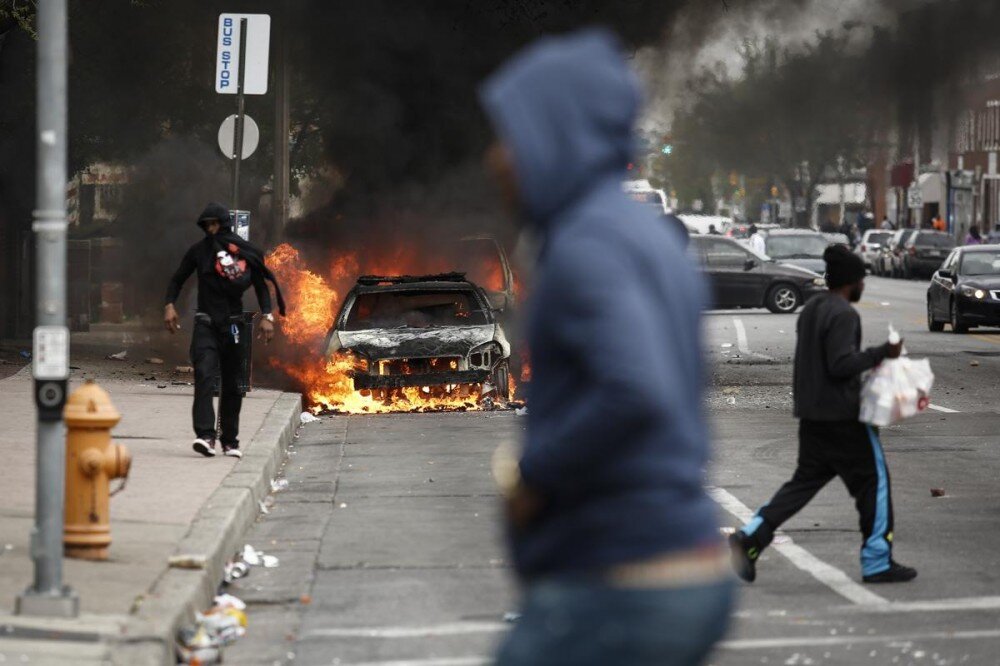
218,114,260,160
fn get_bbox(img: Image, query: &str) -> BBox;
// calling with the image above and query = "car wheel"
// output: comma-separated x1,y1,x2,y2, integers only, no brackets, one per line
491,361,510,401
951,300,969,334
766,284,801,314
927,300,944,332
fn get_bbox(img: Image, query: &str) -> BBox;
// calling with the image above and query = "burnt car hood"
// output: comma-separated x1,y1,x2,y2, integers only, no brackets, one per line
339,325,498,360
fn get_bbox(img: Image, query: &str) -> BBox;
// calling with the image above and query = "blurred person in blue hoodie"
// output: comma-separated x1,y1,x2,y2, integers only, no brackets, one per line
480,28,733,666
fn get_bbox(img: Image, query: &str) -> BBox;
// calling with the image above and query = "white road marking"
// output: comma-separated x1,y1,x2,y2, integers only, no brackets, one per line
343,657,493,666
927,404,959,413
719,628,1000,651
732,318,775,361
850,595,1000,614
707,486,889,607
304,622,506,639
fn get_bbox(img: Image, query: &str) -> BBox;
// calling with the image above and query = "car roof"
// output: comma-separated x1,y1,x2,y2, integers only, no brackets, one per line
958,244,1000,252
764,229,824,236
353,273,482,295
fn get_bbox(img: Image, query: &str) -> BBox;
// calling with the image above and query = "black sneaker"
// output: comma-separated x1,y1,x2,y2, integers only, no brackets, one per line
728,531,759,583
863,560,917,584
193,438,216,457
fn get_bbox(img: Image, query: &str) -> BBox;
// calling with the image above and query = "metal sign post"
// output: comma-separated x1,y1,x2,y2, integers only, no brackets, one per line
215,13,270,210
16,0,78,618
231,17,248,209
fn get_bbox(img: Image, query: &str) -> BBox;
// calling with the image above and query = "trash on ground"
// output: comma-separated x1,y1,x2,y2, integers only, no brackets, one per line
157,384,167,389
503,612,521,623
262,555,279,568
107,350,127,361
299,594,312,605
515,406,529,416
241,544,279,569
223,560,250,584
970,360,980,367
721,343,733,349
175,365,194,373
258,500,270,515
339,502,348,508
19,350,31,359
213,594,246,611
930,487,946,497
168,554,208,570
271,478,290,492
727,396,737,405
146,357,164,365
300,411,320,424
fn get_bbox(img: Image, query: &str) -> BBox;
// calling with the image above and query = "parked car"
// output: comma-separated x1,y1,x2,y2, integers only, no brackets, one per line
688,235,827,313
325,273,512,399
760,229,829,274
927,245,1000,334
856,230,893,271
874,228,917,277
727,222,779,240
823,232,851,248
901,231,955,279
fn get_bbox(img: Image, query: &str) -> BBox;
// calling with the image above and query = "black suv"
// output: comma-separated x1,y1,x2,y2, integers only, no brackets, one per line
689,236,827,313
902,231,955,279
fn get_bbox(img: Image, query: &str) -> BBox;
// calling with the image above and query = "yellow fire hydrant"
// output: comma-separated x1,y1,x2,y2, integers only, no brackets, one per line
63,380,131,560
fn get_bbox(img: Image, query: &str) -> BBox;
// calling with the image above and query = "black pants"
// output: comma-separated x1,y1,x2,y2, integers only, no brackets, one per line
741,420,894,576
191,319,243,447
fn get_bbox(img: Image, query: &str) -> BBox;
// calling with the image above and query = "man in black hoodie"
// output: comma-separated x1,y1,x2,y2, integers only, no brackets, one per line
164,203,285,458
729,245,917,584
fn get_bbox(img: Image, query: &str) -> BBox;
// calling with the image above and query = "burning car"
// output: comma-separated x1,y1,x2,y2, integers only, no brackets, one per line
324,273,512,402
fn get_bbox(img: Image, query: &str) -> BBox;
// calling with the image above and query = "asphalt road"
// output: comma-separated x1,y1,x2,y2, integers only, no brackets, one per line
226,276,1000,666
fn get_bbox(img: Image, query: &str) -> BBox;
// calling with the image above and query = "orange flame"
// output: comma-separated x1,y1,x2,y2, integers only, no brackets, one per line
265,241,519,414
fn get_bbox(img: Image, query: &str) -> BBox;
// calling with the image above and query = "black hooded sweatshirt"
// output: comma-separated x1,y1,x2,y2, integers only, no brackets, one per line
165,203,286,325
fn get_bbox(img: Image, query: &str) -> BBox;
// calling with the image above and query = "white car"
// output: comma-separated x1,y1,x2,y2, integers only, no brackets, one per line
857,230,893,271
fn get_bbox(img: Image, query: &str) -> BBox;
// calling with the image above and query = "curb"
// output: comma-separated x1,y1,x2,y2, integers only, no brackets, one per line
109,392,302,665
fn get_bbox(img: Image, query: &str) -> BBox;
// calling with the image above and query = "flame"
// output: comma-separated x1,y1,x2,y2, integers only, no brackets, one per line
264,241,522,414
267,244,338,343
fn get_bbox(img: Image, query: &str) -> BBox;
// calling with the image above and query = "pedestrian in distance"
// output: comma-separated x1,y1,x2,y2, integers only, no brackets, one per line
932,214,947,232
748,223,766,255
965,224,983,246
708,223,720,235
880,215,895,231
164,203,286,458
729,244,917,584
480,28,733,666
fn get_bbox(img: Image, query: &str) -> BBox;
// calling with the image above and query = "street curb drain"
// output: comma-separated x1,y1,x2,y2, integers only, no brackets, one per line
109,392,303,665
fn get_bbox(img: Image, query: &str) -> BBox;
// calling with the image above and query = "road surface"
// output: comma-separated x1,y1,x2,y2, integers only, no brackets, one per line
226,276,1000,666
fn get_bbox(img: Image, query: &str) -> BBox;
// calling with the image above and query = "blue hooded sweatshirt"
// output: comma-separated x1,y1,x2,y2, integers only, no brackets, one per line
480,29,720,579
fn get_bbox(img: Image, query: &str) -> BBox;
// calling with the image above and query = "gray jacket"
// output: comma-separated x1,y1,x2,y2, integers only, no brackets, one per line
793,293,890,421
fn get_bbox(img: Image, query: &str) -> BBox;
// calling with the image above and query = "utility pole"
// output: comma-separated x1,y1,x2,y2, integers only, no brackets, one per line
16,0,78,618
271,0,290,248
837,155,846,229
230,17,248,209
912,135,922,230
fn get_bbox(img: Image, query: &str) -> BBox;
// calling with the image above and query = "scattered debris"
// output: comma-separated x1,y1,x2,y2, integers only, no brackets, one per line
721,343,733,349
270,478,290,492
515,406,529,417
157,384,167,389
299,594,312,605
970,360,980,367
727,397,737,405
930,487,946,498
19,350,31,359
146,357,165,365
339,502,348,509
300,411,320,424
175,365,194,373
241,544,280,569
503,612,521,623
107,350,128,361
258,500,270,515
223,561,250,584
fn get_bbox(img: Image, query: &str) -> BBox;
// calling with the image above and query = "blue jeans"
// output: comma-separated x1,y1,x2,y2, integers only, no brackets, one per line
495,577,734,666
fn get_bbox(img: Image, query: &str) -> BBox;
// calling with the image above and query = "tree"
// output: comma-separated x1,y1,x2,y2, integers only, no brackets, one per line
666,32,885,227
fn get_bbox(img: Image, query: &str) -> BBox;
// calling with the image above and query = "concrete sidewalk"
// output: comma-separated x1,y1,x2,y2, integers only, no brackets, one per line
0,354,302,664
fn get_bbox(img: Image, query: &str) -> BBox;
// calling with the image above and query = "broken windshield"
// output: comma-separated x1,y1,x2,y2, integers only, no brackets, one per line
344,290,489,330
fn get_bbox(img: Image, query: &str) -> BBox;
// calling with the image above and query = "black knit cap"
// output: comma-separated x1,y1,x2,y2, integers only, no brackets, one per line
823,244,866,288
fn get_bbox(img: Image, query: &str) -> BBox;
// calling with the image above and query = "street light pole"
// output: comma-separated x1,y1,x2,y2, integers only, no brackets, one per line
16,0,78,618
230,17,248,210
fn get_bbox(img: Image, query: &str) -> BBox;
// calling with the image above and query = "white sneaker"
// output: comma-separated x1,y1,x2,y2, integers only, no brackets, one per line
193,438,216,457
223,446,243,459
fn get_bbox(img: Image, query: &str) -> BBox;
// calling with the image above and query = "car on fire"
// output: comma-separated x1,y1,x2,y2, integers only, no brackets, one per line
324,273,512,400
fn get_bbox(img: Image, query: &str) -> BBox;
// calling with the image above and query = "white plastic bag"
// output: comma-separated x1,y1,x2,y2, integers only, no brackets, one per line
859,357,934,426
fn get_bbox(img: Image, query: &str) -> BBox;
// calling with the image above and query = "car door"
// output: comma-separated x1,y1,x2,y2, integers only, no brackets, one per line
930,249,958,319
703,237,763,307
